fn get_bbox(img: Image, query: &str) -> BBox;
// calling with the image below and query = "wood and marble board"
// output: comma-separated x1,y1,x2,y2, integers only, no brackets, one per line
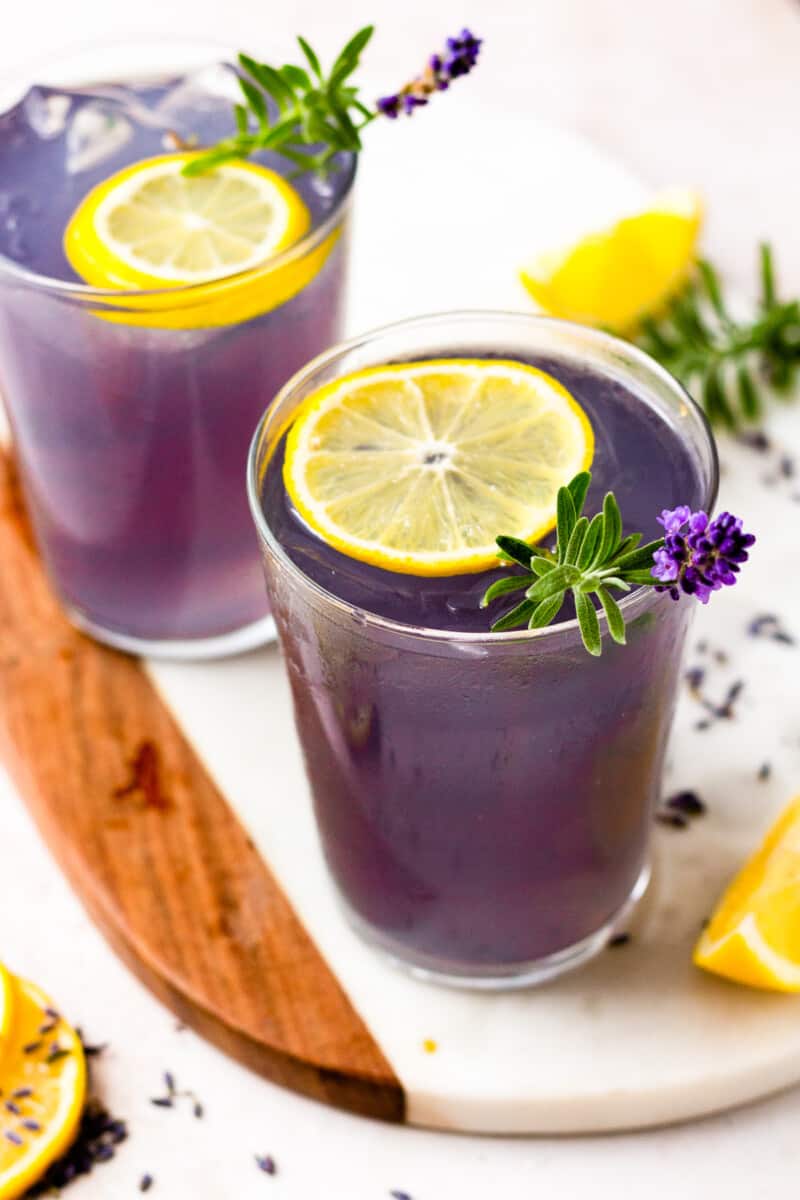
2,107,800,1133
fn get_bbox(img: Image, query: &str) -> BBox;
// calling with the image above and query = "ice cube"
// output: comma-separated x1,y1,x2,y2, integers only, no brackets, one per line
156,63,241,117
23,87,72,139
66,101,133,174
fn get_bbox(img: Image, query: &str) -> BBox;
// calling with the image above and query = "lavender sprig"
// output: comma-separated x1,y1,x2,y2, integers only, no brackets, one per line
183,27,481,178
482,471,755,656
377,29,482,117
635,245,800,429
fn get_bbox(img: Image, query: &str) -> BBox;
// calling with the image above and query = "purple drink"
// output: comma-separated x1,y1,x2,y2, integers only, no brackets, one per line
0,56,354,655
249,313,717,988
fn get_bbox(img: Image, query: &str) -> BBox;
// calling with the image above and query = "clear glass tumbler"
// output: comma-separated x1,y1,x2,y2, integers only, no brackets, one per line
248,313,718,988
0,41,355,658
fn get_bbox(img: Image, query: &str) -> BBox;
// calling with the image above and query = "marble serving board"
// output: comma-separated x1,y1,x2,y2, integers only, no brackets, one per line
2,103,800,1134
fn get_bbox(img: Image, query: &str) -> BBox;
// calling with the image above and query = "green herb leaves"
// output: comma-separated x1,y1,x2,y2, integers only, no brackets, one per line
635,244,800,429
481,471,666,656
183,28,377,178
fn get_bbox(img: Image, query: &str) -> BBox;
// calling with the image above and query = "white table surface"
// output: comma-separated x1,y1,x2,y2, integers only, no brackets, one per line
3,0,800,1195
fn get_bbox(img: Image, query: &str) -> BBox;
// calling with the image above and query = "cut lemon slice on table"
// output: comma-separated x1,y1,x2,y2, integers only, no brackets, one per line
0,963,13,1048
283,360,594,576
0,974,86,1199
694,796,800,992
64,152,331,328
519,188,703,334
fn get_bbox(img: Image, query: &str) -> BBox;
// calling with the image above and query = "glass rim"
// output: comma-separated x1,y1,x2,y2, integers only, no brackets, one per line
0,34,358,306
246,310,720,647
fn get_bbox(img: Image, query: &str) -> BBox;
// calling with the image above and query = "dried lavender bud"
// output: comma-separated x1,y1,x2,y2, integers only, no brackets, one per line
664,790,706,817
140,1175,155,1193
758,762,772,781
685,665,705,691
255,1154,277,1175
656,810,689,829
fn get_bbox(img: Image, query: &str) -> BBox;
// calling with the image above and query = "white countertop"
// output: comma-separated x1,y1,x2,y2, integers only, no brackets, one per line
3,0,800,1195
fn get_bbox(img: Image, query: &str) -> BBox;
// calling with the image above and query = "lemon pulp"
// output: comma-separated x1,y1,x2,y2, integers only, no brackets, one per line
519,188,703,334
694,796,800,992
282,359,594,576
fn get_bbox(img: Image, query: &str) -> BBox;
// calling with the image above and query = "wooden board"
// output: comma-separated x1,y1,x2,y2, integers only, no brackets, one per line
0,449,404,1124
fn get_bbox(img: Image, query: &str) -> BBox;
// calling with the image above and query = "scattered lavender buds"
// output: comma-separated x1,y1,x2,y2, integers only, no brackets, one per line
389,1191,413,1200
664,790,706,817
377,28,482,117
655,791,705,830
608,933,632,948
255,1154,277,1176
150,1072,204,1117
656,811,689,830
652,508,755,602
737,430,771,453
693,679,745,731
139,1175,155,1193
747,613,795,645
24,1100,128,1196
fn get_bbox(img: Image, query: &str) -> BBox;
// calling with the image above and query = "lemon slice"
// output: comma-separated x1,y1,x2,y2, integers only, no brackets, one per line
0,975,86,1199
520,189,703,334
63,152,334,329
283,359,594,576
694,796,800,992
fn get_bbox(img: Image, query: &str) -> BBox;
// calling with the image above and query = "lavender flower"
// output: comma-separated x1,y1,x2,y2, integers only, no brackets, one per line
377,28,482,118
431,30,483,87
652,507,755,603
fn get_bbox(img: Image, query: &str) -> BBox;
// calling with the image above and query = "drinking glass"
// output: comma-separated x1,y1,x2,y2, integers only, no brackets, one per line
248,312,718,988
0,42,355,657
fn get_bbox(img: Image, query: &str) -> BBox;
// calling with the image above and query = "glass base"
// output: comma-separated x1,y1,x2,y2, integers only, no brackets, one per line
341,861,652,992
66,607,277,661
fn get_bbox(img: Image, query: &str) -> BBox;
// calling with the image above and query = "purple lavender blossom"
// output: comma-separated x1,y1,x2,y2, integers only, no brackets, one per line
652,507,755,603
377,29,481,119
376,95,402,119
438,29,482,81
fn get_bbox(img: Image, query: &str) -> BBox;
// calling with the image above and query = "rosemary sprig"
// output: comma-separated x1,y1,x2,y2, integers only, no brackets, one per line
182,27,481,179
634,244,800,429
481,471,664,656
183,27,377,178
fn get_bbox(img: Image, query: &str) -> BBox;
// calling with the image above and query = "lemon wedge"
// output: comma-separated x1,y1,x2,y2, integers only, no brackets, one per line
283,359,594,576
0,964,13,1050
520,189,703,334
694,796,800,992
64,152,334,329
0,974,86,1199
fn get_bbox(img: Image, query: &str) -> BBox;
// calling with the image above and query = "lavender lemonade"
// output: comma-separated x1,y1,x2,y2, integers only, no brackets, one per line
0,56,354,653
250,313,720,986
0,27,481,656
